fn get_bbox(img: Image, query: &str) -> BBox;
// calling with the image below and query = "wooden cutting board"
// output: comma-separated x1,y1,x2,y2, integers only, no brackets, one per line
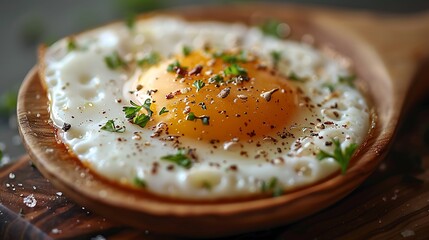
2,97,429,240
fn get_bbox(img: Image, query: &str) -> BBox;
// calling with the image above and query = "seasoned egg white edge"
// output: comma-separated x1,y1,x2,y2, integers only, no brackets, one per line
43,17,370,199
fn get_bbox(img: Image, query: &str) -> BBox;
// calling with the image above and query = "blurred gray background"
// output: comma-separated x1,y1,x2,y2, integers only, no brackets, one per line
1,0,429,163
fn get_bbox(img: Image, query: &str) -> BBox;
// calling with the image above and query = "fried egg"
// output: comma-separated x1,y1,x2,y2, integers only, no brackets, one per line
41,16,370,200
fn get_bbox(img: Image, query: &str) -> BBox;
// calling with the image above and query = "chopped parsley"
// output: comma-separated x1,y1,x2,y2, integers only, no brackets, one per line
317,139,358,174
161,149,192,169
182,45,192,56
270,50,281,67
259,19,285,39
133,177,146,188
338,75,356,87
123,99,153,128
322,83,336,93
125,14,136,29
167,60,181,72
186,112,196,121
214,51,247,63
261,177,283,197
159,107,169,115
67,38,77,52
137,52,160,66
288,71,306,82
133,114,151,128
104,52,126,70
186,112,210,125
224,63,248,76
193,80,205,92
208,74,224,84
101,120,125,133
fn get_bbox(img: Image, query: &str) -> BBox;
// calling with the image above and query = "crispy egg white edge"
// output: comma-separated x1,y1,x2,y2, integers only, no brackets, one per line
42,16,370,199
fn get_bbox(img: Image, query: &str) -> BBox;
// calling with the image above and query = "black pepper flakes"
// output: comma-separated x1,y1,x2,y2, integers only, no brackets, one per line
62,123,71,132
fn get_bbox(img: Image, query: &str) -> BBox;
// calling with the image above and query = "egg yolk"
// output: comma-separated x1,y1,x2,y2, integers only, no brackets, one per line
133,50,297,142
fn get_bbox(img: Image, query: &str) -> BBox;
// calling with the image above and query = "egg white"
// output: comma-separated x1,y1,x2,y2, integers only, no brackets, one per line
42,17,370,199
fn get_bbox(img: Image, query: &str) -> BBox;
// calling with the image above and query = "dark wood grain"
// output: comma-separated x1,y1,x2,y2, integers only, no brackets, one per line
14,4,429,238
3,96,429,239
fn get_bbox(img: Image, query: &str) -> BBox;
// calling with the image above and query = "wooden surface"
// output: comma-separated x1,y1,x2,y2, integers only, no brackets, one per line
3,97,429,239
12,4,429,239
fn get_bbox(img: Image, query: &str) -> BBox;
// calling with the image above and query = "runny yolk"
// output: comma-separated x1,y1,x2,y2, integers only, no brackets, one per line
133,50,298,142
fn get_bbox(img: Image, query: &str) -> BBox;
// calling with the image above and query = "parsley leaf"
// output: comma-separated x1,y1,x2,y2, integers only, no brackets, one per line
133,114,151,128
208,74,224,84
186,112,196,121
101,120,125,133
224,63,248,76
317,139,358,174
67,38,77,52
123,100,142,119
183,45,192,56
214,51,247,64
123,99,153,128
261,177,283,197
193,80,205,92
105,52,126,70
133,177,146,188
288,71,306,82
167,60,181,72
338,75,356,87
259,19,285,39
125,14,136,29
161,149,193,169
322,83,335,93
270,50,281,67
137,52,160,67
159,107,169,115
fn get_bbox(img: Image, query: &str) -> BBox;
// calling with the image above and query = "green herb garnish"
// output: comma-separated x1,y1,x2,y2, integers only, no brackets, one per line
186,112,210,125
123,99,153,128
101,120,125,133
317,139,358,174
161,149,193,169
104,52,126,70
137,52,160,66
270,50,281,67
224,63,248,76
133,177,146,187
193,80,205,92
67,38,77,52
322,83,336,93
159,107,169,115
259,19,285,39
167,60,181,72
214,51,247,64
338,75,356,87
288,71,306,82
183,45,192,56
125,14,136,29
208,74,224,84
261,177,283,197
186,112,196,121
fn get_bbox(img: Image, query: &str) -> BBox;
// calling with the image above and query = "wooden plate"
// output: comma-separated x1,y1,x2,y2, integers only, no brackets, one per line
17,4,429,238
